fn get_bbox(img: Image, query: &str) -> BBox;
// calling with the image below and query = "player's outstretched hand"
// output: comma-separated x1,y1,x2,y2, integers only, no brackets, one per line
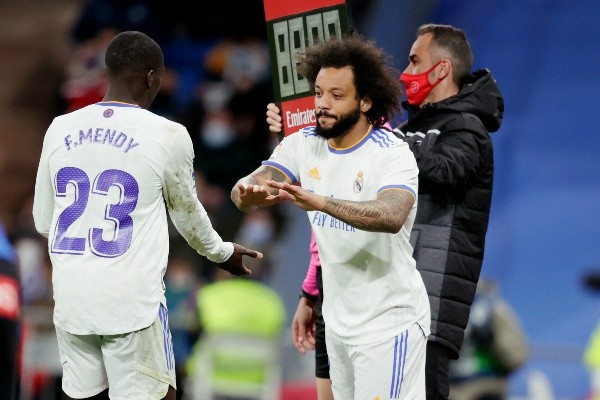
217,243,263,276
266,103,283,134
235,182,293,208
265,180,326,211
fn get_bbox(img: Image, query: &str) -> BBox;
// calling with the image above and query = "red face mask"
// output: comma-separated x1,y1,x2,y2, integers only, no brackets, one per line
399,61,443,105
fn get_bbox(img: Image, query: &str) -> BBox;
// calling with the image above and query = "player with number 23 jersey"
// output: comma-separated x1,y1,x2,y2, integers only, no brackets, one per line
33,101,232,335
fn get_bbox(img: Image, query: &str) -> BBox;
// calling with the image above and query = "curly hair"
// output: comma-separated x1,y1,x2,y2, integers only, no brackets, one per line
296,33,402,127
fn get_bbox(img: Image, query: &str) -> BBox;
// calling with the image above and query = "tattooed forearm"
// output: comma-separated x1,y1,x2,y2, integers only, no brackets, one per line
235,165,289,192
323,189,415,233
231,165,291,212
250,165,289,187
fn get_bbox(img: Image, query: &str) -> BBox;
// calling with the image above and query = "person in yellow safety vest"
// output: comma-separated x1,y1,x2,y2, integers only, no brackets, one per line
584,321,600,400
185,270,286,400
583,272,600,400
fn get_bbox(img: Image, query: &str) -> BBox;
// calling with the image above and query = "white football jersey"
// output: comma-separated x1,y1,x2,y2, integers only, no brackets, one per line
33,102,233,335
265,126,430,345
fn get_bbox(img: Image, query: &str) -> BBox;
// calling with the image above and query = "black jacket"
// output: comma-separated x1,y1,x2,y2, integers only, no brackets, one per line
397,68,504,358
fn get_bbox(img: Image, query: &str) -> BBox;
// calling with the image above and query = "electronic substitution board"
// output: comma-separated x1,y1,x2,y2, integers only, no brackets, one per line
263,0,349,139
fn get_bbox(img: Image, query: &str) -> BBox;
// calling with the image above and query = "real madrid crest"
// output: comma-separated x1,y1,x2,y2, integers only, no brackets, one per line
353,171,363,193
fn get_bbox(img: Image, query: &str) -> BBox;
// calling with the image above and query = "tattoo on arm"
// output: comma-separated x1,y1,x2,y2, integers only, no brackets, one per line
237,165,289,195
231,165,291,210
323,189,415,233
249,165,289,187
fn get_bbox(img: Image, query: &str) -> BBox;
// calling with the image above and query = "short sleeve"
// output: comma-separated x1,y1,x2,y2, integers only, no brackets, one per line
261,131,303,184
377,143,418,200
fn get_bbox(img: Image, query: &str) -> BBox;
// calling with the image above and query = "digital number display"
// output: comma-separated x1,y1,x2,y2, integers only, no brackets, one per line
263,0,349,137
268,7,348,101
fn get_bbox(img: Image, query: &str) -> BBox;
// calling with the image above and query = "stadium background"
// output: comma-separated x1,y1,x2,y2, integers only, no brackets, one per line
1,0,599,398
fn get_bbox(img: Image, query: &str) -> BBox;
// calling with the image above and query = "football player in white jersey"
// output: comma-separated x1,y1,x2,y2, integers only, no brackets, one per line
231,34,430,400
32,31,262,400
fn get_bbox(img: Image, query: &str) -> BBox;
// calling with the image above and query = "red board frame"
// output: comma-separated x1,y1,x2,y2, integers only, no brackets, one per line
264,0,345,21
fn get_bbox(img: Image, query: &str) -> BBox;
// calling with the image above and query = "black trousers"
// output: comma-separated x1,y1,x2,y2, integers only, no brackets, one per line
425,341,452,400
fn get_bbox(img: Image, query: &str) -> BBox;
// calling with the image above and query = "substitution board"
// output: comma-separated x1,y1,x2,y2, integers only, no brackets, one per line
263,0,349,139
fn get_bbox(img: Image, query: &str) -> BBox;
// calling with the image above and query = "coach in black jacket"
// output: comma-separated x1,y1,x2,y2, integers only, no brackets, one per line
397,24,504,399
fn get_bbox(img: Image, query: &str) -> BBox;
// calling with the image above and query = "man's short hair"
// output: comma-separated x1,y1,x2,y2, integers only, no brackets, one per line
105,31,164,76
416,24,473,86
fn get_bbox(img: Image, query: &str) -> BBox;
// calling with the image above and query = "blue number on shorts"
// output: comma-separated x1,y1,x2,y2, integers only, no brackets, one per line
51,167,139,257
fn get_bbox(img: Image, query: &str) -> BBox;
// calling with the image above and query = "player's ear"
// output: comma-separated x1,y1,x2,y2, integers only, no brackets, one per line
146,70,154,89
360,97,372,113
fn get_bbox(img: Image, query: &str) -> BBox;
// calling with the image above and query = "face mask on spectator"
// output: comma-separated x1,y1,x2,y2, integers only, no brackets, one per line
201,120,235,149
237,218,275,247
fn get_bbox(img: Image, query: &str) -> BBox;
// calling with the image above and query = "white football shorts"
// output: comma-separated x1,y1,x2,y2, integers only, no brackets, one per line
326,322,427,400
56,304,176,399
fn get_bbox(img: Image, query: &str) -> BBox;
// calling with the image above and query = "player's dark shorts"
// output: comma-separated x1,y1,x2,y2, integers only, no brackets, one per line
315,267,330,379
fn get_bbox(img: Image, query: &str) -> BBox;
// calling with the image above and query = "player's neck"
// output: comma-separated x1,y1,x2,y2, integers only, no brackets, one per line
102,86,140,107
328,118,372,149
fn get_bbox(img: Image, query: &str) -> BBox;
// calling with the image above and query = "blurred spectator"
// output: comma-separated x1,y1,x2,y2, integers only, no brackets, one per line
193,99,267,199
164,204,283,399
60,27,115,113
585,322,600,400
13,233,63,400
449,278,528,400
216,39,270,93
14,236,50,309
164,243,205,400
185,267,286,400
584,271,600,400
9,196,62,399
187,37,273,187
63,1,181,114
0,222,21,400
64,0,162,113
234,206,284,283
179,73,275,245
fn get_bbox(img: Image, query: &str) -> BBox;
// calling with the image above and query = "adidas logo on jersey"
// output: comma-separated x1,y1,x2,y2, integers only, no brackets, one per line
308,167,321,180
